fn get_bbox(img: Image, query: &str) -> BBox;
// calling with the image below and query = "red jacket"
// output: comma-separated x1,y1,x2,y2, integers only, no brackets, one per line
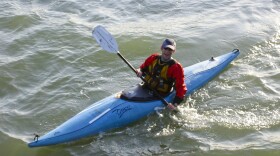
139,53,187,104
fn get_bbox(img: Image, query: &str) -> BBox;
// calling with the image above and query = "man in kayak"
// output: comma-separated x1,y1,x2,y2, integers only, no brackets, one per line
136,38,187,111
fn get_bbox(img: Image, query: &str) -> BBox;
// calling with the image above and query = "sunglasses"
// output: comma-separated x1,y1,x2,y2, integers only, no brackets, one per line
164,47,173,51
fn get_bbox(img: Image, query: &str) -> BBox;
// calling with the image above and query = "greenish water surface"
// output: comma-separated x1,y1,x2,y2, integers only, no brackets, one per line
0,0,280,155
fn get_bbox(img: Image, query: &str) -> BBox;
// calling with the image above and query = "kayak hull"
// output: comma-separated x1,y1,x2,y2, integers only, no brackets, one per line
28,49,240,147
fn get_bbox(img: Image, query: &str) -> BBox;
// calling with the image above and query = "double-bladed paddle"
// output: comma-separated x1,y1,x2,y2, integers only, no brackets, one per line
92,25,178,112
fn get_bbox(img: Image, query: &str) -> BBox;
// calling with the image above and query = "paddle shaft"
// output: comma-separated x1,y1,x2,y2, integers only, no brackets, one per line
116,52,170,107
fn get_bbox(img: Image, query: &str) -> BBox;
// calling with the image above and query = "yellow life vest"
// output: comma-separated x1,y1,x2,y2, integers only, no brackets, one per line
144,56,176,95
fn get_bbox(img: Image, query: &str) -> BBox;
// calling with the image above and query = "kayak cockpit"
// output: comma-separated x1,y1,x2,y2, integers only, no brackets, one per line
119,83,172,101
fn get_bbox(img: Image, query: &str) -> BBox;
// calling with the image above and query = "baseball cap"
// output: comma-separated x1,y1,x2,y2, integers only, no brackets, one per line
162,38,176,51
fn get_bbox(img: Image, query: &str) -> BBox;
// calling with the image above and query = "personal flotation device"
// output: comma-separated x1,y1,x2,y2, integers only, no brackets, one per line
143,55,176,95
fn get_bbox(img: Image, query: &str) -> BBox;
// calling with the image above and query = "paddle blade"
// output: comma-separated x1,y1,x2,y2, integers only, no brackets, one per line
92,25,119,53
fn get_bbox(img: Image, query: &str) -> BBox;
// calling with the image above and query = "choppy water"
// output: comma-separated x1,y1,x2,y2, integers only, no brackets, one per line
0,0,280,155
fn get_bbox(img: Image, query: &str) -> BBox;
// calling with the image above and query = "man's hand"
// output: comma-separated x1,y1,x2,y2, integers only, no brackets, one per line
136,68,143,77
167,103,178,111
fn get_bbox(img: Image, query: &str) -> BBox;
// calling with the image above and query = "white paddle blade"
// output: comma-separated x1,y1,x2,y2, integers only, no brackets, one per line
92,25,119,53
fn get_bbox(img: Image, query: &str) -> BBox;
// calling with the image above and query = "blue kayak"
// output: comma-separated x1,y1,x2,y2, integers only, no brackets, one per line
28,49,240,147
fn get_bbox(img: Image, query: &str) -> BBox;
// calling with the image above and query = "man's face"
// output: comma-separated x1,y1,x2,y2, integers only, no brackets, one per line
161,47,175,60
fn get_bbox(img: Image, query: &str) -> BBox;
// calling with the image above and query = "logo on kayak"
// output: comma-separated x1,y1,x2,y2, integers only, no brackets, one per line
112,106,132,118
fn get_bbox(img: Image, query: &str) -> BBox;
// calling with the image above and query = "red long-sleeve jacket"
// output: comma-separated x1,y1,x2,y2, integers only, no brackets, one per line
139,53,187,104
